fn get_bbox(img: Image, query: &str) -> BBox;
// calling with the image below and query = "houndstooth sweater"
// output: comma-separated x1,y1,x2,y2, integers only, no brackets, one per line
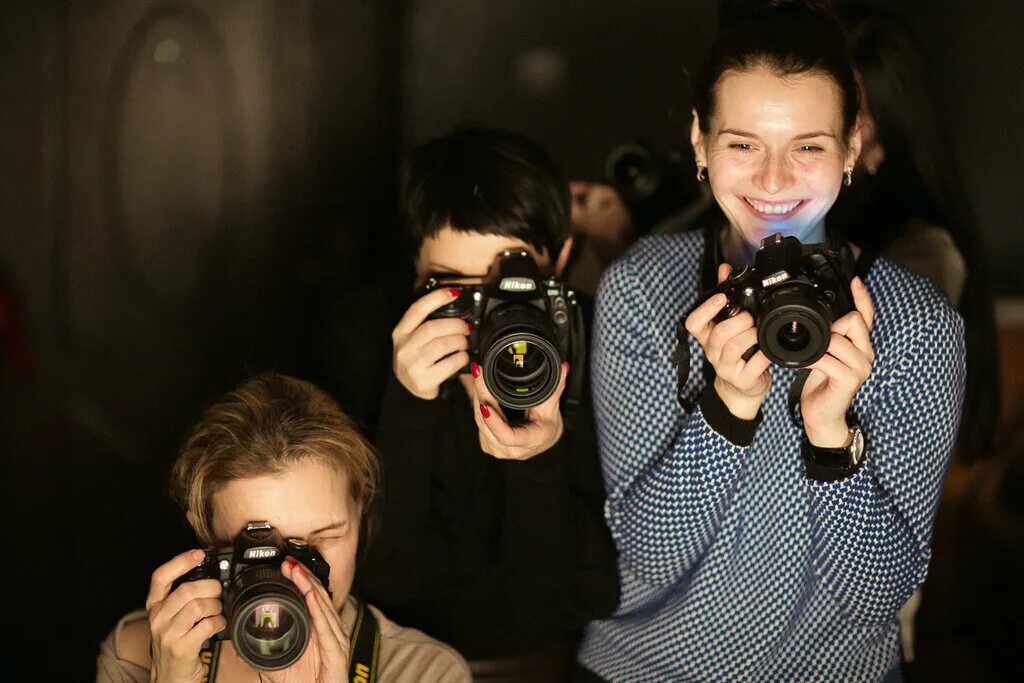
577,230,965,682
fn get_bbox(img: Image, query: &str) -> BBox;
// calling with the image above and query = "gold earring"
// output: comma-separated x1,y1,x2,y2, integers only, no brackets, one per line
696,165,707,183
843,168,853,187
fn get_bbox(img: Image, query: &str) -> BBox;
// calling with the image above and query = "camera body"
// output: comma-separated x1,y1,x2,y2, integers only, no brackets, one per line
173,522,331,671
421,250,581,410
711,233,854,368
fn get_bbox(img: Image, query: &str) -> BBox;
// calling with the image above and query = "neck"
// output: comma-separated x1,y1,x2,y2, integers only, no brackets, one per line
721,221,828,266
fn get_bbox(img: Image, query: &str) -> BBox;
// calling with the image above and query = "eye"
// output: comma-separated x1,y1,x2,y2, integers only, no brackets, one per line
798,145,824,153
729,143,754,151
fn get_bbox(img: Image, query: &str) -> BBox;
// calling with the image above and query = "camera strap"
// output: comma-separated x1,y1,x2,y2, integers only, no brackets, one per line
196,639,222,682
349,598,382,683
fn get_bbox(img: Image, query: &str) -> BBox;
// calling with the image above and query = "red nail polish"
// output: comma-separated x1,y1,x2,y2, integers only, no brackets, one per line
466,321,474,334
285,557,296,570
448,287,461,297
471,362,481,379
563,362,570,375
480,404,490,419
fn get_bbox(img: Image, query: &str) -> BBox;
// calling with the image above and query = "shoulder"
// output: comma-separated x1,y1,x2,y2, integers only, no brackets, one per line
371,603,472,682
595,230,705,329
882,220,966,304
97,609,151,682
865,255,964,363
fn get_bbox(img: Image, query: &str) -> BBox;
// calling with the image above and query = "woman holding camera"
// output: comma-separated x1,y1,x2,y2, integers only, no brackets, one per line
576,1,965,680
96,372,470,682
355,127,619,681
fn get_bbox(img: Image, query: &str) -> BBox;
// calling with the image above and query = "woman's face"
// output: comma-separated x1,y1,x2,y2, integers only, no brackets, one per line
692,66,860,247
209,459,362,612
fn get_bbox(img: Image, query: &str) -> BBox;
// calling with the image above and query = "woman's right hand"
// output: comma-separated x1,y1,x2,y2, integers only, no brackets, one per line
392,287,471,399
145,549,226,683
684,263,772,420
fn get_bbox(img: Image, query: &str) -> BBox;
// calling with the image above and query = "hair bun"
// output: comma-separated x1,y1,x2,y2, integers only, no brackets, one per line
718,0,837,31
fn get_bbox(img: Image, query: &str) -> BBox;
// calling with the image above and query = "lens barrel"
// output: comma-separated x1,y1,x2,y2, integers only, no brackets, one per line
479,303,562,409
226,564,311,671
757,284,833,368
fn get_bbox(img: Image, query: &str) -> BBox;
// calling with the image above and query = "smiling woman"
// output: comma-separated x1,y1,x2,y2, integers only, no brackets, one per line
95,372,471,682
575,1,967,681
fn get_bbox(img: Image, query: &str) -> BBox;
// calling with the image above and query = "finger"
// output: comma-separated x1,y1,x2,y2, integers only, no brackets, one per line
169,614,227,661
392,288,463,340
716,326,760,372
150,579,222,634
526,361,569,422
684,292,730,345
422,350,471,385
415,332,471,366
718,262,733,285
147,550,208,611
403,317,472,352
305,586,348,668
737,349,772,386
807,351,860,388
850,276,875,330
831,310,872,357
824,333,872,379
706,311,756,364
287,560,345,648
166,597,223,641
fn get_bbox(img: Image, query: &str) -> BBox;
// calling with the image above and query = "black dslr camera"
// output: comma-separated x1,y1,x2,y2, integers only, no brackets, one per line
711,233,855,368
172,522,331,671
421,250,582,410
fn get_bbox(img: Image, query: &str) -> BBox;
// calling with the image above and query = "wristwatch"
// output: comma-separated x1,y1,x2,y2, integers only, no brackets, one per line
802,424,866,481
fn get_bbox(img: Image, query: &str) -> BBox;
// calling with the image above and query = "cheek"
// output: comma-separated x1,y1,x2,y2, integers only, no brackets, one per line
320,539,358,607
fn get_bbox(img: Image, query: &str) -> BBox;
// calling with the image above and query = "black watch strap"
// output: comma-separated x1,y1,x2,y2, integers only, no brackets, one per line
801,425,865,482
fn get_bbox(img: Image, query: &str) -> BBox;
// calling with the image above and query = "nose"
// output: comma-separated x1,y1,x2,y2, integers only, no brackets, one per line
757,152,793,195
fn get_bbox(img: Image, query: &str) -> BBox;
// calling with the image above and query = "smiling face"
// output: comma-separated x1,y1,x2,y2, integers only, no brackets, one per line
692,66,860,251
208,459,361,612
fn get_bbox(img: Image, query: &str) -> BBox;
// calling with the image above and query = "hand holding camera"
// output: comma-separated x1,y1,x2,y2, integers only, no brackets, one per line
391,287,472,400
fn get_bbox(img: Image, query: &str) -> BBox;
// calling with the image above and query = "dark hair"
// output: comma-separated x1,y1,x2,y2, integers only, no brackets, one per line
832,3,1000,459
694,0,859,138
400,126,571,263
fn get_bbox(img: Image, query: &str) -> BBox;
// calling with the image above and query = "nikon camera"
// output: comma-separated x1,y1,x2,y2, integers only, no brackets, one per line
421,250,582,411
711,233,855,368
172,522,331,671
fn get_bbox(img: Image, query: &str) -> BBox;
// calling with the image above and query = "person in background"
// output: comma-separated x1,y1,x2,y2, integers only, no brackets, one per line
356,126,619,682
96,372,470,682
575,1,965,680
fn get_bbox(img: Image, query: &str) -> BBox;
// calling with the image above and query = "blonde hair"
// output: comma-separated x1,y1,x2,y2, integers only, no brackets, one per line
170,372,379,546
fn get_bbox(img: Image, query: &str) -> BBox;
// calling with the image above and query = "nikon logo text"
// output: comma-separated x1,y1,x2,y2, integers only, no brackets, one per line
244,547,278,560
762,271,790,288
499,277,535,292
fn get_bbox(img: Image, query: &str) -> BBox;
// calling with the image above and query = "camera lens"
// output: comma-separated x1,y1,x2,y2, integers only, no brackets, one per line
479,303,563,410
757,284,832,368
226,564,311,671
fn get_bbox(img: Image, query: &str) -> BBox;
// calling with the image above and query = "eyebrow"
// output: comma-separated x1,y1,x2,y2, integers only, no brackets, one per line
717,128,836,140
308,521,350,536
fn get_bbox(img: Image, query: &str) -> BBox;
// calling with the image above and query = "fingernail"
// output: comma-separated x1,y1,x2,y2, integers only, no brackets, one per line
480,404,490,419
448,287,461,297
471,362,481,379
294,563,304,577
563,361,570,375
713,293,727,306
466,321,473,334
285,557,297,570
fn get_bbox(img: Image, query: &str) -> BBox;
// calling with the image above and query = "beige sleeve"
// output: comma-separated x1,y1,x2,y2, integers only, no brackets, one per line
95,610,150,683
372,605,472,683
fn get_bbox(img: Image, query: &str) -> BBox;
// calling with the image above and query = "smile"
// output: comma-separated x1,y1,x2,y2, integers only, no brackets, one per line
742,197,805,219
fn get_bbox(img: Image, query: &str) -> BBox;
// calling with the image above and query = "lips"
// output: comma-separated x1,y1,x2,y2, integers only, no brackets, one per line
742,197,805,220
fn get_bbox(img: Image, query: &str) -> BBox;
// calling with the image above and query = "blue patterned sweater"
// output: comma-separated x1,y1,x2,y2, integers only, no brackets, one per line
578,230,966,682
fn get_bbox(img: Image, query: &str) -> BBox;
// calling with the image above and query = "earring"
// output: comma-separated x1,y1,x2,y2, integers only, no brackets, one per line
843,167,853,187
696,165,707,183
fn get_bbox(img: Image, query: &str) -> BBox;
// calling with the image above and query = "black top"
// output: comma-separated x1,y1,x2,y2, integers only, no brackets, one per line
355,338,620,661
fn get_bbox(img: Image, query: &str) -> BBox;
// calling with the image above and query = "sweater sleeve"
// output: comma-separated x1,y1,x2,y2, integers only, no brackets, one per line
805,301,966,625
355,372,439,603
593,253,760,588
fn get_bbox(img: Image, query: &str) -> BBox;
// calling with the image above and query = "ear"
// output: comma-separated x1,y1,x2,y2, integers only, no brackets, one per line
554,235,574,277
185,510,199,534
845,121,863,173
690,109,707,167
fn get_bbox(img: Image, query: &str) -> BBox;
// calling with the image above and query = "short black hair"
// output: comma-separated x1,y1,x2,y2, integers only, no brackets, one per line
400,126,571,262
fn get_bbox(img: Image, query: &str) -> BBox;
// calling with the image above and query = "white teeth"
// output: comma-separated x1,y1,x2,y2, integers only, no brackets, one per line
745,198,801,215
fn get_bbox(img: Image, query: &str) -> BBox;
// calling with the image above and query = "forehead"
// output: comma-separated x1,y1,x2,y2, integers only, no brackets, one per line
210,460,355,542
713,67,843,133
416,226,548,271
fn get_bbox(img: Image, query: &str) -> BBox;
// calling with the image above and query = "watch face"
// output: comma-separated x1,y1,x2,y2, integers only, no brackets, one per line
849,427,866,465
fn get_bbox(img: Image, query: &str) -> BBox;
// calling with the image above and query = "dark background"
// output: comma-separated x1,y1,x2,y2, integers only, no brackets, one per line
1,0,1022,679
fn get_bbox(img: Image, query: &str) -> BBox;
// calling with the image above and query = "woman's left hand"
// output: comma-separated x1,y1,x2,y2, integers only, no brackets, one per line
460,361,568,460
800,276,876,448
262,558,348,683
